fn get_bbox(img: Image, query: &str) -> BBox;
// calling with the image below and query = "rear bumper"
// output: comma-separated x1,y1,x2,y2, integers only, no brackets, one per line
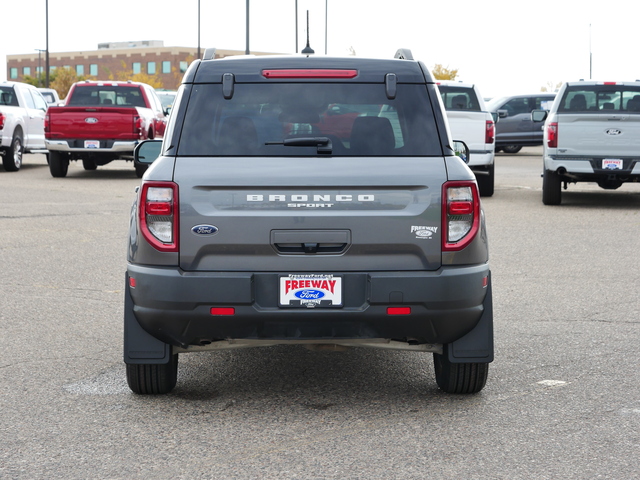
545,154,640,180
45,139,137,153
126,264,491,348
467,150,494,167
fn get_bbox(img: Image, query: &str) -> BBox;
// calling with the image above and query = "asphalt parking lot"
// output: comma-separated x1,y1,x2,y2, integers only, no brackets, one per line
1,149,639,479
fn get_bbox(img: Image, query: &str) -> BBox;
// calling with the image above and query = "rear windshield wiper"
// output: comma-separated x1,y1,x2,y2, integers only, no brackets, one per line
266,136,332,154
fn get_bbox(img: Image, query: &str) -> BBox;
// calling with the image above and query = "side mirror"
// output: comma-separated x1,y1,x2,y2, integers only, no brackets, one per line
452,140,470,164
134,139,163,165
491,111,499,123
497,109,509,119
531,110,548,123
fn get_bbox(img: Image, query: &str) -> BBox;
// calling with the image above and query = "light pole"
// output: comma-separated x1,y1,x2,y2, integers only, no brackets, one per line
45,0,50,88
245,0,250,55
197,0,201,59
35,49,45,87
325,0,327,55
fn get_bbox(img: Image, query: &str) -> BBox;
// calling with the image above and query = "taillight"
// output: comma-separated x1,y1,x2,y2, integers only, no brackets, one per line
139,181,179,252
44,113,50,134
0,113,5,130
442,181,480,252
133,116,142,138
547,122,558,148
485,120,495,144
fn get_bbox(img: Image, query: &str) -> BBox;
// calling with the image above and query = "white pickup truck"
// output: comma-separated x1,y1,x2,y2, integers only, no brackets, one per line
437,81,496,196
535,80,640,205
0,81,48,171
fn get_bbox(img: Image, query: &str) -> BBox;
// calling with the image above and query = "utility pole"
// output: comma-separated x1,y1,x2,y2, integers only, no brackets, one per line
197,0,201,59
45,0,50,88
589,24,593,80
245,0,250,55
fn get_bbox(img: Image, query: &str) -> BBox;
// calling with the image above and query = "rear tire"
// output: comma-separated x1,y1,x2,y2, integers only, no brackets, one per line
542,169,562,205
502,145,522,154
126,354,178,394
48,151,69,178
477,163,495,197
433,352,488,394
2,132,23,171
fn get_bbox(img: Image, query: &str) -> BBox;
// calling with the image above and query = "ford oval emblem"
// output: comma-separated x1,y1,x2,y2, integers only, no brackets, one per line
294,289,325,300
191,225,219,236
606,129,621,136
85,117,99,124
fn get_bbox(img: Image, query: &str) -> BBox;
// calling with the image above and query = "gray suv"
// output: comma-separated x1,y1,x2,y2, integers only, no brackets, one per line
487,93,556,153
125,49,493,395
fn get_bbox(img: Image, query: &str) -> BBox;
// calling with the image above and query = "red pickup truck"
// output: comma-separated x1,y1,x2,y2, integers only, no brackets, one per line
45,81,166,177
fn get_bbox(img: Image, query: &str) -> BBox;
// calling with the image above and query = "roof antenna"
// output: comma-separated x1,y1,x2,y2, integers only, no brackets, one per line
301,10,315,55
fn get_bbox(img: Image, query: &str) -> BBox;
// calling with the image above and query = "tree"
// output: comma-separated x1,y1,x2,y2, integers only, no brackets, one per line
51,67,86,99
432,64,459,80
109,61,164,89
22,67,85,100
541,81,562,93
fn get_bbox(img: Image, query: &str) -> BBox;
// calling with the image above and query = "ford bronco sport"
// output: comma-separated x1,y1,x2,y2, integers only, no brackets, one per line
124,49,493,395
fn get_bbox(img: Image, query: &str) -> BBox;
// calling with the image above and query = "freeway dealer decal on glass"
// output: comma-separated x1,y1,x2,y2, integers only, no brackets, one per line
280,274,342,307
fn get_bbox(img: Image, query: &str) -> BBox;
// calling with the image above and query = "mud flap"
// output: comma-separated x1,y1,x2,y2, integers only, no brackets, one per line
446,271,494,363
124,273,172,364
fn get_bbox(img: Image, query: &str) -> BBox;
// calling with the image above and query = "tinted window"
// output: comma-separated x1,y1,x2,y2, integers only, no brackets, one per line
438,86,481,112
178,84,441,156
502,97,530,115
559,85,640,113
66,86,145,107
0,87,19,106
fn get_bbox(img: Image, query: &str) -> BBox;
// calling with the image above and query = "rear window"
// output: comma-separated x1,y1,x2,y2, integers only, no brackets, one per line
177,83,441,156
66,85,146,107
0,87,19,106
438,86,481,112
559,85,640,113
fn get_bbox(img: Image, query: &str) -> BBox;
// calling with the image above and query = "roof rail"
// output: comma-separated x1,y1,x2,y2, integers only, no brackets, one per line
394,49,414,60
203,48,216,61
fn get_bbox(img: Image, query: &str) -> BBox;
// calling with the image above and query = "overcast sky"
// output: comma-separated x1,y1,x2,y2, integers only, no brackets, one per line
2,0,637,99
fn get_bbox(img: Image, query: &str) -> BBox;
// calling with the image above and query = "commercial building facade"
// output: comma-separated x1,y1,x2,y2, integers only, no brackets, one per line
6,41,276,90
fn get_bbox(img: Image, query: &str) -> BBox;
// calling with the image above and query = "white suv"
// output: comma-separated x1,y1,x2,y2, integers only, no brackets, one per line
535,80,640,205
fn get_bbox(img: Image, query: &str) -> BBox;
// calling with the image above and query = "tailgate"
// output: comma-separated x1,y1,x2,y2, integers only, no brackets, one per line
175,156,447,272
46,106,138,139
557,113,640,157
446,111,488,151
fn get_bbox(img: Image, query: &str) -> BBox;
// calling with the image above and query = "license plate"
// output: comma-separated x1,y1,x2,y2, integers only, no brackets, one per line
279,274,342,307
84,140,100,149
603,159,622,170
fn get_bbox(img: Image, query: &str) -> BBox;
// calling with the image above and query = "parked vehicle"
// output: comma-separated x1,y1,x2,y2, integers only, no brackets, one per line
125,49,493,395
437,80,496,196
38,88,62,106
534,80,640,205
155,89,176,115
487,93,555,153
44,80,166,177
0,81,48,171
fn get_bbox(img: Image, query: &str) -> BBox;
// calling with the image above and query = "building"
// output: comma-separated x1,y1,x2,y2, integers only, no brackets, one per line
6,41,277,90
